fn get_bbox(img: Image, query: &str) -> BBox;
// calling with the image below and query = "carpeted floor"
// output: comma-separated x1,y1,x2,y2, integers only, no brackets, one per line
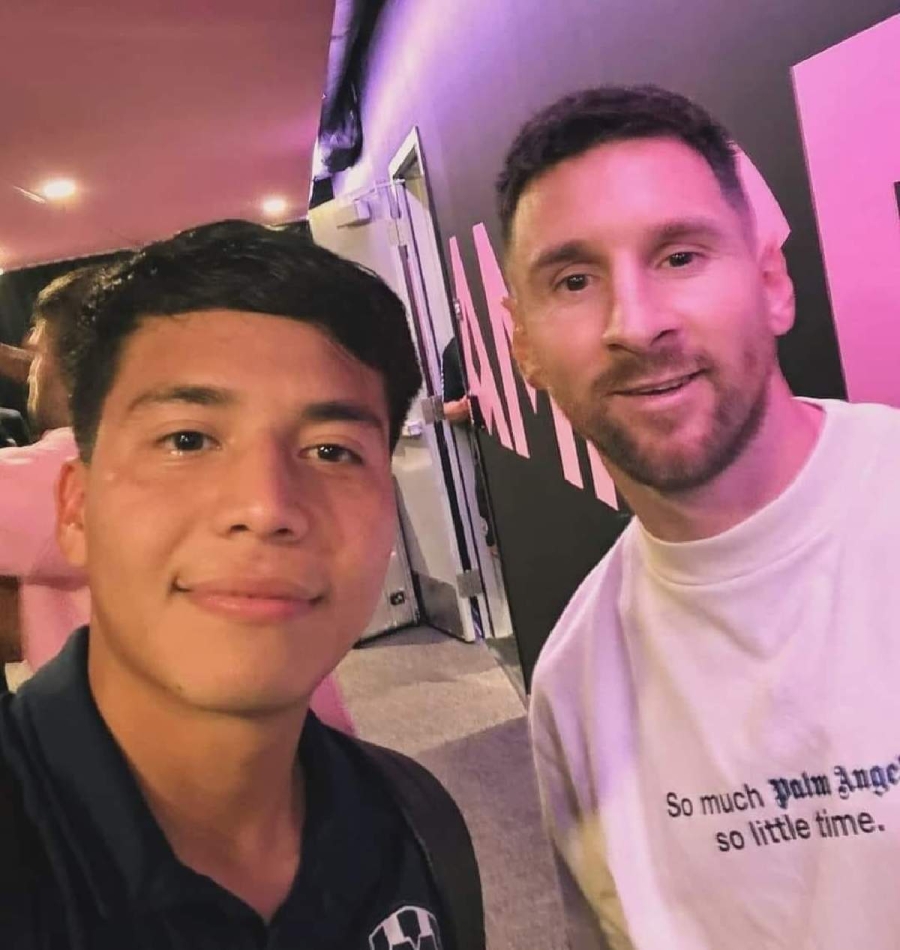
335,626,567,950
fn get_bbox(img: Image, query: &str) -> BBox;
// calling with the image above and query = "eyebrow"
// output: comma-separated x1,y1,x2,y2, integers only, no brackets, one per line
653,217,731,245
125,385,386,434
528,240,600,277
126,385,234,416
527,217,732,277
300,399,386,434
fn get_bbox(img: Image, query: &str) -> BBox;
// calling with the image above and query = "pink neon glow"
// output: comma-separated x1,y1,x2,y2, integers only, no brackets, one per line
449,236,514,449
793,14,900,405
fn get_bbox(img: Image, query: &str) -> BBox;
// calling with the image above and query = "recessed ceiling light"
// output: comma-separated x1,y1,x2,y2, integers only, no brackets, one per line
261,196,289,219
39,178,78,201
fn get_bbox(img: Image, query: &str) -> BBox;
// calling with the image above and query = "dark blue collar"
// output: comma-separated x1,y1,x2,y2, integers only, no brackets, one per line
6,627,394,931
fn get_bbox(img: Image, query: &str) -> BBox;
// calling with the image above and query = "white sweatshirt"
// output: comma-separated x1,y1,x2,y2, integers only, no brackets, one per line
531,399,900,950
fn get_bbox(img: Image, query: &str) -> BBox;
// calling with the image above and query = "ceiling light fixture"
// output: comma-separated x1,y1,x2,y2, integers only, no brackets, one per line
261,196,289,219
39,178,78,201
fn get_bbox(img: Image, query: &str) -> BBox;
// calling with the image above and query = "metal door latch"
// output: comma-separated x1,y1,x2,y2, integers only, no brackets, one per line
420,395,445,425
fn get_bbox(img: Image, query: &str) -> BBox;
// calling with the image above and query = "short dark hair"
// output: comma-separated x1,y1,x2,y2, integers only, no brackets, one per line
497,85,747,244
32,265,106,392
67,220,422,460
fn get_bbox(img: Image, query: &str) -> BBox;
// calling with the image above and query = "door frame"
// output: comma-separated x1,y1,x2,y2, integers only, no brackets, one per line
387,128,511,641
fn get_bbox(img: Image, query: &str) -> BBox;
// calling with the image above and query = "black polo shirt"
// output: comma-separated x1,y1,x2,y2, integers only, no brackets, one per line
0,628,446,949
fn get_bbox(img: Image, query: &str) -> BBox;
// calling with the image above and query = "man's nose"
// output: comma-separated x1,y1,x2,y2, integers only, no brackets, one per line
213,438,312,543
602,265,678,352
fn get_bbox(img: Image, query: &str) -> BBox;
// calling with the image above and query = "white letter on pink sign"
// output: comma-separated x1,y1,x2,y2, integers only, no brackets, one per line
793,14,900,406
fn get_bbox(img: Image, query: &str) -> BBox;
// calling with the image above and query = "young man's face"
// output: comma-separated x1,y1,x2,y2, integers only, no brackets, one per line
506,137,793,493
26,321,71,434
58,311,396,715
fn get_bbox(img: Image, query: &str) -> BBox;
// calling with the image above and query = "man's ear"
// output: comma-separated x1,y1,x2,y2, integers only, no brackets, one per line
56,459,88,569
504,295,546,390
758,242,795,337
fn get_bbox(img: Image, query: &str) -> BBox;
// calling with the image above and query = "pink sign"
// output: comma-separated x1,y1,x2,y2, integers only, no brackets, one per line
793,14,900,405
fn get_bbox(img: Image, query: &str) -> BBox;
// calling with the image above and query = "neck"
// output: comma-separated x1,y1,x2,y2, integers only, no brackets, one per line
88,633,307,920
611,378,824,543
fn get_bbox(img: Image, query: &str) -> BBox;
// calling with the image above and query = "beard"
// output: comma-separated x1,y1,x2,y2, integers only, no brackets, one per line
576,339,775,494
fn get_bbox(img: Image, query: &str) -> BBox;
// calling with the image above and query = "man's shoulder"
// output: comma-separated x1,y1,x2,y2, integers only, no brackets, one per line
814,397,900,441
814,398,900,491
532,522,634,699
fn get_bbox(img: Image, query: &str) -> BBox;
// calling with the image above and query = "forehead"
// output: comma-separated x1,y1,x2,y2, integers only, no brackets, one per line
509,137,741,263
106,310,387,416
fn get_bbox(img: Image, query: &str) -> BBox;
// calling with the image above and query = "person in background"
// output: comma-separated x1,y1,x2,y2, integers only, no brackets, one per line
500,84,900,949
440,337,497,553
0,266,355,735
0,220,478,947
0,338,34,388
0,335,36,448
440,337,472,425
0,268,96,679
0,408,30,447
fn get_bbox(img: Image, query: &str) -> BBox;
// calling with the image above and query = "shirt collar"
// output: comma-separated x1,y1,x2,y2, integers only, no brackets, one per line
634,398,846,585
10,627,394,929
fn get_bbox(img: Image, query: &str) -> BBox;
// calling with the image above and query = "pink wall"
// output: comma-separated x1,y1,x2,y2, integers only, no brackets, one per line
793,14,900,406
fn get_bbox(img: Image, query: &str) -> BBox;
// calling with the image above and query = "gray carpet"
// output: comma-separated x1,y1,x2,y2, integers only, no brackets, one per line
336,627,567,950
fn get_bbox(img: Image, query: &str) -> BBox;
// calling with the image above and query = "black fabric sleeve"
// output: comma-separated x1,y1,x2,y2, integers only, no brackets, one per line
440,339,466,403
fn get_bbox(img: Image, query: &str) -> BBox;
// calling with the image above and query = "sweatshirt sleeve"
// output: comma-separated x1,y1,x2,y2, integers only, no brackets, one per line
0,431,84,582
530,687,613,950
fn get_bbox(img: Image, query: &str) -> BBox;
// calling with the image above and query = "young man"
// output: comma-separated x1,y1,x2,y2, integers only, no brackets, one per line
499,85,900,949
0,221,479,948
0,266,356,731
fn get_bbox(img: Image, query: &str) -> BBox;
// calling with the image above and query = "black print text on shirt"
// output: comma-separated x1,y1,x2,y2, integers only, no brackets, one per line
663,754,899,854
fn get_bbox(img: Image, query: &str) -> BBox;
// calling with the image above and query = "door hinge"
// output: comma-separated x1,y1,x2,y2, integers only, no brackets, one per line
456,569,484,598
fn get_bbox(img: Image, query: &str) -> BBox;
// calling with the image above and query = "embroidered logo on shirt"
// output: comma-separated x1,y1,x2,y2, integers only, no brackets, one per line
369,905,443,950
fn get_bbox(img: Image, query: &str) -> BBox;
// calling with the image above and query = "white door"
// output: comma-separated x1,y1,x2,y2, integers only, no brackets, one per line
309,187,483,642
388,130,514,645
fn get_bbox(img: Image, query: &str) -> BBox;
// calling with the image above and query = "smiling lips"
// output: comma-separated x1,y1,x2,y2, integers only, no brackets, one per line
614,370,704,398
174,578,322,623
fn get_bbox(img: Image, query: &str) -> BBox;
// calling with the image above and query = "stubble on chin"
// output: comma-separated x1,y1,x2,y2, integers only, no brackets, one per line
578,361,772,494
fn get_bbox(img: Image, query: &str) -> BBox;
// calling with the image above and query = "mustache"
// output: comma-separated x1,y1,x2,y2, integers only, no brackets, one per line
592,348,709,396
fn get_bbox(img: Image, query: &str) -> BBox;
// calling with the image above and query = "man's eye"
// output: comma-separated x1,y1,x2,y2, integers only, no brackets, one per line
161,431,214,454
665,251,699,269
311,444,361,464
558,274,590,293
